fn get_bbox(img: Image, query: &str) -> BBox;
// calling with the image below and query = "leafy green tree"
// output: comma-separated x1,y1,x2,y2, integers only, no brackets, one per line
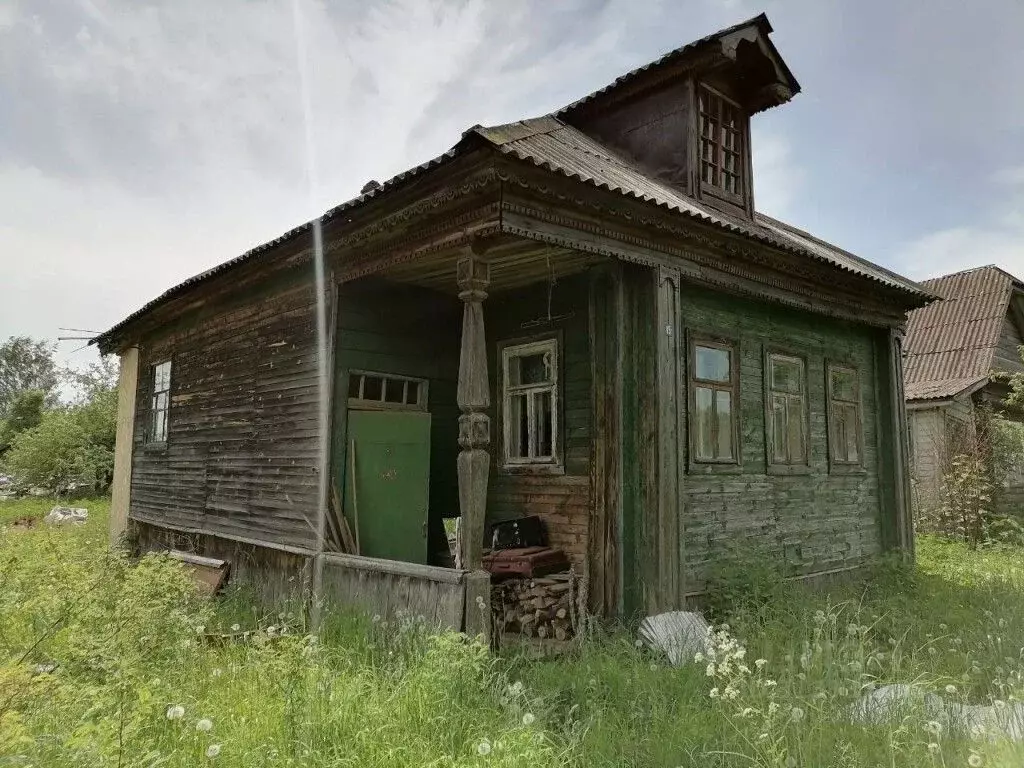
0,389,46,455
0,337,59,417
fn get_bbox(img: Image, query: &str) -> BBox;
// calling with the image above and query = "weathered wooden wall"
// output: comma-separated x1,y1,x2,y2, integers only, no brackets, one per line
321,553,467,630
130,271,324,549
484,272,593,572
330,279,462,562
675,286,886,592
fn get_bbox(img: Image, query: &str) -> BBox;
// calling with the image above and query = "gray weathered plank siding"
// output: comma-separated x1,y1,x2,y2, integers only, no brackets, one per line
992,316,1024,375
130,276,323,548
484,272,593,571
677,284,884,593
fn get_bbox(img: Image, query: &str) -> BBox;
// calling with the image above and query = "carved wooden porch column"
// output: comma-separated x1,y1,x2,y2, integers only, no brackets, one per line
456,249,491,571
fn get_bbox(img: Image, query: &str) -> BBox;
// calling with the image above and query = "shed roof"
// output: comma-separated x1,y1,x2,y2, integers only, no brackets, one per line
904,265,1024,401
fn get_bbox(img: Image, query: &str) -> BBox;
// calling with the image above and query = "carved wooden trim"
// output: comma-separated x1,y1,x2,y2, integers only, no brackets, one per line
456,250,491,573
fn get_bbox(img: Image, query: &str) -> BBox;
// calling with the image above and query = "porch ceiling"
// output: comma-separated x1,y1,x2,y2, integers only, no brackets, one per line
375,237,600,294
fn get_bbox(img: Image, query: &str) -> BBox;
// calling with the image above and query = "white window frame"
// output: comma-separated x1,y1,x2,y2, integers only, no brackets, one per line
149,360,171,444
500,338,560,470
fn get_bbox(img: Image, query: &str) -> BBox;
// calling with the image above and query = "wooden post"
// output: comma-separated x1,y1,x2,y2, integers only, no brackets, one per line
456,247,491,642
889,327,915,558
109,346,139,543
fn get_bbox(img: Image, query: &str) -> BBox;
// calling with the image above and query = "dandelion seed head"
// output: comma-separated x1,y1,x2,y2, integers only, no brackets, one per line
968,753,983,767
790,706,805,722
166,705,185,720
522,712,535,726
945,684,957,695
196,718,213,732
477,740,492,756
206,743,221,759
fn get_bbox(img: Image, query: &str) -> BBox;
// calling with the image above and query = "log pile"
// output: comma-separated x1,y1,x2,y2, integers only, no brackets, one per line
492,572,575,641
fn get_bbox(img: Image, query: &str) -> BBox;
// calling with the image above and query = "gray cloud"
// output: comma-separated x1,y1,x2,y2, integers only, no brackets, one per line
1,0,1022,371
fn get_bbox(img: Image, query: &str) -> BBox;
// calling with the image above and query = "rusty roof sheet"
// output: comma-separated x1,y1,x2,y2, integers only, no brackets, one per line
473,118,929,297
904,265,1023,401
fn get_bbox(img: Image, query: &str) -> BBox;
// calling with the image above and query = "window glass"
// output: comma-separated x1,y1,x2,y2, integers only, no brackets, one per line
502,339,559,467
690,338,738,463
767,353,806,465
149,360,171,444
695,345,731,382
827,365,861,465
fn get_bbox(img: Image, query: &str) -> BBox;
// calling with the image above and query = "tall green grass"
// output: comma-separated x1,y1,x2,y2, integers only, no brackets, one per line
3,496,1024,766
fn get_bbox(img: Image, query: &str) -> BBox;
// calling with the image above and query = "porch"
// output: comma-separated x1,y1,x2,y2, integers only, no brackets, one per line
321,236,601,640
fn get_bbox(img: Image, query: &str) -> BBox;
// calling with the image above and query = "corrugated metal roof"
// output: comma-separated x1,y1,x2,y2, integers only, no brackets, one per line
93,15,925,351
474,118,930,298
904,265,1024,401
555,13,800,117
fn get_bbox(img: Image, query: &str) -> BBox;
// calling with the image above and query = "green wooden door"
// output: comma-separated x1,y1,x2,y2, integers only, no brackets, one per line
343,410,431,564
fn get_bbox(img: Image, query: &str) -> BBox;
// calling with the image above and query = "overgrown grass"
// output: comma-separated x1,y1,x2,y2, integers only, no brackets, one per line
3,495,1024,767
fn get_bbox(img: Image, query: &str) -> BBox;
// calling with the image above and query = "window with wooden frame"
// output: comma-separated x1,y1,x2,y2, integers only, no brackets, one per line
766,352,807,466
148,360,171,444
501,338,559,469
827,364,862,466
689,338,739,463
699,85,745,199
347,371,427,411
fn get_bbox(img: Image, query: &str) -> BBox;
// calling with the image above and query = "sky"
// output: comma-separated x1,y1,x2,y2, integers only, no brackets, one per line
2,0,1023,370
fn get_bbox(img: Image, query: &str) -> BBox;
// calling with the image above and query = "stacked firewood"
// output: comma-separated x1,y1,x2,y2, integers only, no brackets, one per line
492,572,575,641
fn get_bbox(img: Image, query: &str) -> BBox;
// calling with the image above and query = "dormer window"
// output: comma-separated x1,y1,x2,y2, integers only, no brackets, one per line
699,85,745,199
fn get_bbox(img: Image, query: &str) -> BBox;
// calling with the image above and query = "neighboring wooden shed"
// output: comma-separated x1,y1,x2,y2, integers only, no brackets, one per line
904,265,1024,517
95,14,929,631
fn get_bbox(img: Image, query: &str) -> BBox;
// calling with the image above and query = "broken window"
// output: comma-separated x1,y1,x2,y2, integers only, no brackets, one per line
689,338,739,463
501,338,559,468
766,353,807,466
699,85,745,199
149,360,171,444
827,364,861,465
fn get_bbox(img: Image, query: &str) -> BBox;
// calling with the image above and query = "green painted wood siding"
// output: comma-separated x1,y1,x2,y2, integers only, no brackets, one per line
331,280,462,561
677,285,884,593
484,273,592,569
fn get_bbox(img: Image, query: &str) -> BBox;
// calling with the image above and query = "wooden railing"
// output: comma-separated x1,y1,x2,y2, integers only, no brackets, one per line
321,553,480,631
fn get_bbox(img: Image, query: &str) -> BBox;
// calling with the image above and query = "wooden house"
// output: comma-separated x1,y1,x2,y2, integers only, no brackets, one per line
95,14,930,635
904,265,1024,517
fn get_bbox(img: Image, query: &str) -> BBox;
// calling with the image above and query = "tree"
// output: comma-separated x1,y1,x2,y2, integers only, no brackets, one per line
0,337,59,417
63,356,119,405
0,389,46,454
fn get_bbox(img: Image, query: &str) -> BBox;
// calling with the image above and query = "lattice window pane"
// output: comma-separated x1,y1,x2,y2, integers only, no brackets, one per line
699,86,745,198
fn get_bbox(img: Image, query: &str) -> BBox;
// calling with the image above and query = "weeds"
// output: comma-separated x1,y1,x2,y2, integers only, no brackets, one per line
3,497,1024,766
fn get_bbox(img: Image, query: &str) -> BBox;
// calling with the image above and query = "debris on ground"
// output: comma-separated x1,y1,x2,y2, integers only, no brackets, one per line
851,683,1024,741
638,611,711,666
43,506,89,525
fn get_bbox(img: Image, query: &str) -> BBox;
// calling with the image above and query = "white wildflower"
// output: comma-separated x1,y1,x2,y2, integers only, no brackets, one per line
510,681,524,696
927,743,940,754
968,753,983,767
196,718,213,732
166,705,185,720
790,706,805,722
522,712,535,726
230,624,240,632
477,740,492,756
706,663,716,677
945,684,957,695
211,668,222,678
693,652,704,663
925,720,943,735
206,744,221,759
939,623,948,631
768,702,779,715
266,625,277,637
723,686,739,700
709,687,720,699
755,658,767,669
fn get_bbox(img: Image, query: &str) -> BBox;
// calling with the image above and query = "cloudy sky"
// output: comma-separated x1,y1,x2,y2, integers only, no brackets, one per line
2,0,1023,368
